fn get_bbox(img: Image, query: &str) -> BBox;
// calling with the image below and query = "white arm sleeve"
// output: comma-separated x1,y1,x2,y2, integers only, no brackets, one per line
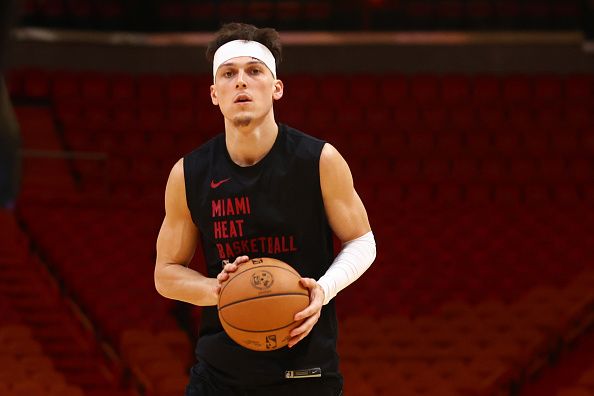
317,231,376,305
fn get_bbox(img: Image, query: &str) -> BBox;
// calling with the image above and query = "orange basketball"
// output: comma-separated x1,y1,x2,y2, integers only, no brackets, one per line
217,257,310,351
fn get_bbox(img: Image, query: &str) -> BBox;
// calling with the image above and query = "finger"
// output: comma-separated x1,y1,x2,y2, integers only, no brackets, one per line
217,271,230,282
294,301,321,321
288,333,306,348
290,312,320,338
289,321,310,339
288,329,308,348
299,277,316,290
288,316,318,348
234,255,250,265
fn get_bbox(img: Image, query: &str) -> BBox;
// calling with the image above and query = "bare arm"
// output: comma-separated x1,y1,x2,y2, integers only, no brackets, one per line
154,159,219,306
290,143,373,347
319,143,371,242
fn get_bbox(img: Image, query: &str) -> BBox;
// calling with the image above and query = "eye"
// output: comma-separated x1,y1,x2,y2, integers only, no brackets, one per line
223,70,234,78
249,67,262,75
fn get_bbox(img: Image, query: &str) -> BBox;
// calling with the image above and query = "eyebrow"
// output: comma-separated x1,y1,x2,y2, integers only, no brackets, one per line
219,60,265,68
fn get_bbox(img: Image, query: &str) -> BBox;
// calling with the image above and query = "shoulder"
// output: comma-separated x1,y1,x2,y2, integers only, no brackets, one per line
281,124,327,161
184,133,223,161
320,143,341,161
283,123,325,146
320,143,348,171
167,158,185,192
319,143,353,193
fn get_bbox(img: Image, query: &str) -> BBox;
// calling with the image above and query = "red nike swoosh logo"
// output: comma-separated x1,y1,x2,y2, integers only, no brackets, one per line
210,178,231,189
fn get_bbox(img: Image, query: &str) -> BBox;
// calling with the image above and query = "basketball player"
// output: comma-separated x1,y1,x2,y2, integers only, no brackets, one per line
155,23,376,396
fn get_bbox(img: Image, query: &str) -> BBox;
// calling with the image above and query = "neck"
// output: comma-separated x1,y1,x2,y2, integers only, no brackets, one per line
224,113,278,167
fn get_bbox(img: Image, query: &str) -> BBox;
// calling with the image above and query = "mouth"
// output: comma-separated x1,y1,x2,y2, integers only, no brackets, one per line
234,94,253,104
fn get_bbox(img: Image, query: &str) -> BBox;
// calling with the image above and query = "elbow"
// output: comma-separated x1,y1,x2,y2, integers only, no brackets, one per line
154,265,169,298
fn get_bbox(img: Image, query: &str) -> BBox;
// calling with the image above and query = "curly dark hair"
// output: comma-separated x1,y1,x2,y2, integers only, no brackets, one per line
206,23,282,67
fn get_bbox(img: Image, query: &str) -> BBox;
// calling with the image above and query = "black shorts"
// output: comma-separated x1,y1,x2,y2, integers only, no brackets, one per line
185,362,343,396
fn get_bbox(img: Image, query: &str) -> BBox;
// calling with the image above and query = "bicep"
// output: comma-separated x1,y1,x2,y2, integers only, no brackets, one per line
320,144,371,243
156,159,199,268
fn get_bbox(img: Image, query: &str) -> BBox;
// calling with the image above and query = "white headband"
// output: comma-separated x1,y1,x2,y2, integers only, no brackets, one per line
212,39,277,81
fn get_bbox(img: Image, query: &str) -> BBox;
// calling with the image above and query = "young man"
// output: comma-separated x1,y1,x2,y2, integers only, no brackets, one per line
154,23,376,396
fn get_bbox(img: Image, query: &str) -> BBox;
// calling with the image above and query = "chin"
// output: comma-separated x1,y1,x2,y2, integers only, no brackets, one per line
233,116,253,127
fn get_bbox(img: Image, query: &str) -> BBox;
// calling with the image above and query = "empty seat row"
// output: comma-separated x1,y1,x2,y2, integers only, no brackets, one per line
19,0,581,31
0,210,128,393
9,69,594,106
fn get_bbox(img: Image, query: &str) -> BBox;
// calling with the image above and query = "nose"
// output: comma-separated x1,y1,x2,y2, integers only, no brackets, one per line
235,70,247,89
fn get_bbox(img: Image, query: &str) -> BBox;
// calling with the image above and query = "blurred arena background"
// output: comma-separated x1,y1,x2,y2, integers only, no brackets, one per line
2,1,594,396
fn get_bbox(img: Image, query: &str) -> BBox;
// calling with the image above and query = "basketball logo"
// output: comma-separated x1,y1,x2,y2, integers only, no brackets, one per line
251,270,274,290
265,335,277,349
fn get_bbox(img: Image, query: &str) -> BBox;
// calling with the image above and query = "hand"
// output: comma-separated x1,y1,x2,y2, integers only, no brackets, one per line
215,255,250,295
288,278,325,348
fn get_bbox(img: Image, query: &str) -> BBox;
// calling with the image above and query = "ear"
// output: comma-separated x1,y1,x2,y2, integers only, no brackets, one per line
210,84,219,106
272,79,284,101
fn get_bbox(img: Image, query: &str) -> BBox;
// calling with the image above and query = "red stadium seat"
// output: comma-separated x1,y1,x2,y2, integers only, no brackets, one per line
23,68,51,99
507,107,533,132
366,106,393,131
552,184,580,205
533,105,563,132
138,74,166,108
410,74,440,105
502,75,532,105
393,158,421,183
283,74,317,105
422,107,448,133
565,74,594,103
565,105,593,130
319,75,349,106
379,74,409,106
52,70,81,101
567,159,593,182
473,75,501,104
493,130,521,155
219,1,246,23
423,158,450,183
533,75,563,105
393,105,420,131
435,130,464,156
111,73,136,106
80,72,110,104
465,130,492,155
509,158,537,183
377,129,407,156
435,183,462,204
450,105,476,131
350,75,378,105
451,158,480,183
167,75,196,104
539,158,566,182
477,106,506,132
550,130,579,155
523,130,550,156
494,184,521,205
524,184,551,205
408,131,435,154
440,74,471,105
481,159,508,183
246,1,276,24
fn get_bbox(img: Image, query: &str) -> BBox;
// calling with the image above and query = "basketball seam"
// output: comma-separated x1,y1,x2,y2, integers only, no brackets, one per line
219,264,301,296
218,292,309,311
219,315,302,333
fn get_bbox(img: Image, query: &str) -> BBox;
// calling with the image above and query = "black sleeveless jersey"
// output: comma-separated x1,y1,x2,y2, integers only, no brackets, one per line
183,123,340,387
